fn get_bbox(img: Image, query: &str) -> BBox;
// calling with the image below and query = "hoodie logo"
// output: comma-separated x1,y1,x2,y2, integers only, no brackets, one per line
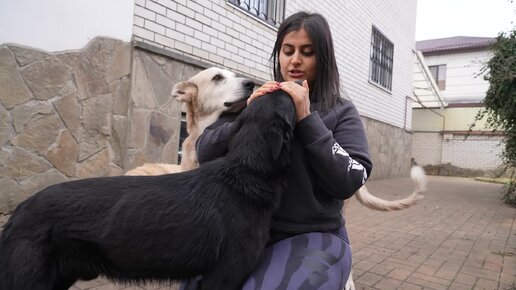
332,143,349,157
333,142,368,184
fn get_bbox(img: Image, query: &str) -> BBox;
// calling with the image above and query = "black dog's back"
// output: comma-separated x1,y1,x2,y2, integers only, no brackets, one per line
0,91,296,290
1,171,226,284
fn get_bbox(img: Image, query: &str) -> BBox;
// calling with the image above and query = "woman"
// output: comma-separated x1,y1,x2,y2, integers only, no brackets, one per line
183,12,372,289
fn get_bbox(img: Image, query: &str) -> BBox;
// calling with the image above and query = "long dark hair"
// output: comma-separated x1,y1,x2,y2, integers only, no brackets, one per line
272,12,342,112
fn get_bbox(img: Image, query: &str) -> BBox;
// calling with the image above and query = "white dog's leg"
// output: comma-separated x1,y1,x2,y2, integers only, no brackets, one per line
345,269,355,290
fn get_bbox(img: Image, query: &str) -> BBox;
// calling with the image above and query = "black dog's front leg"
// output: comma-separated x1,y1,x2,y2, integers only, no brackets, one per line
199,246,263,290
200,266,253,290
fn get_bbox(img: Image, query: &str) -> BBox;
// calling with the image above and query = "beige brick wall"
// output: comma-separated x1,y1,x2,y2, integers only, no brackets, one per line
412,132,443,166
442,135,503,170
412,132,504,170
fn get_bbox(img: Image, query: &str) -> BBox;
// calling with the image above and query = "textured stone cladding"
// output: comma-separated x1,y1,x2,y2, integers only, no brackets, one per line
0,37,191,213
362,116,413,180
126,47,201,170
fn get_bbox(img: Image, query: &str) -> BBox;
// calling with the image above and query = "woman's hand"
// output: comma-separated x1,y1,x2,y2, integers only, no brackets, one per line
279,80,311,121
247,81,281,105
247,80,311,121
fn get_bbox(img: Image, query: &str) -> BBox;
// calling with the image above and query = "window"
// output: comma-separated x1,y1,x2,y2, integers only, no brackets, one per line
178,112,187,163
228,0,285,27
369,26,394,91
428,64,446,90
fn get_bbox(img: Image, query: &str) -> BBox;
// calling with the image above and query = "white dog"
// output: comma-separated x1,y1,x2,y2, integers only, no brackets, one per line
126,67,253,175
125,67,428,290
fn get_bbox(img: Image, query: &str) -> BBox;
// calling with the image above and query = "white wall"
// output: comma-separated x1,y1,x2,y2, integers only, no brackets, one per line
287,0,416,129
345,0,417,130
286,0,417,129
423,50,492,103
0,0,134,52
134,0,417,129
132,0,276,81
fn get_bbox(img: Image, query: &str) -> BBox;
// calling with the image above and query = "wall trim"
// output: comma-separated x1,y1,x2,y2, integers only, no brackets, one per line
361,113,413,134
133,40,208,70
446,102,485,108
413,130,504,136
133,40,264,85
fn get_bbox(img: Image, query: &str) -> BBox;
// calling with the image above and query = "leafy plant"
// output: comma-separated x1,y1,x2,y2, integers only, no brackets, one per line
474,29,516,205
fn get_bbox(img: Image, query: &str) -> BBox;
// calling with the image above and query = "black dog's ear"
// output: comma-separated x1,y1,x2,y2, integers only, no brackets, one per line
266,128,284,161
266,120,292,160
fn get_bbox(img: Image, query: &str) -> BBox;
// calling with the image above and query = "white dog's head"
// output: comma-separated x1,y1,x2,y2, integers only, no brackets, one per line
172,67,255,116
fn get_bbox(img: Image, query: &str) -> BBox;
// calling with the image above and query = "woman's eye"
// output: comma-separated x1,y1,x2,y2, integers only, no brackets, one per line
301,47,315,56
282,48,313,57
282,49,294,56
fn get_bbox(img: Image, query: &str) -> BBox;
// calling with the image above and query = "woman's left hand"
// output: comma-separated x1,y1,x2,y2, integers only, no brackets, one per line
280,80,311,121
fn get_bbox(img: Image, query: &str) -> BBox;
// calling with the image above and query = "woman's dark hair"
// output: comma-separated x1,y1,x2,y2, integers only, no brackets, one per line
272,12,342,112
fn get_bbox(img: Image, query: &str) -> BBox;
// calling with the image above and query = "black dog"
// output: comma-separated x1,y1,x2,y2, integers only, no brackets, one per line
0,90,296,290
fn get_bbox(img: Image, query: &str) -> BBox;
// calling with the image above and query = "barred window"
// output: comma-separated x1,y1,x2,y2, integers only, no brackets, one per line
228,0,285,27
369,26,394,91
178,112,187,163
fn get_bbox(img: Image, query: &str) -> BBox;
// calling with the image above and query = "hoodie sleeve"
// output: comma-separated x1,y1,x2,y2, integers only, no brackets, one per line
296,100,372,200
195,113,238,163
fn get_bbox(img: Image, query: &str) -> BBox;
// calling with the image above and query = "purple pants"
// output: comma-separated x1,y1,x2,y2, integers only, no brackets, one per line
180,227,352,290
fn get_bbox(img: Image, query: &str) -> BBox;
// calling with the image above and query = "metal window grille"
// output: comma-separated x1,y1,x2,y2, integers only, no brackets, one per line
228,0,285,27
178,112,187,163
369,27,394,91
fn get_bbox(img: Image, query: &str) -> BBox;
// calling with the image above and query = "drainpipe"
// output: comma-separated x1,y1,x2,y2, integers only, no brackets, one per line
404,95,410,130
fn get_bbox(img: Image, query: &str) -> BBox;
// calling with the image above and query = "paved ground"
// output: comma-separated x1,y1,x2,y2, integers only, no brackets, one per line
2,175,515,289
346,176,515,290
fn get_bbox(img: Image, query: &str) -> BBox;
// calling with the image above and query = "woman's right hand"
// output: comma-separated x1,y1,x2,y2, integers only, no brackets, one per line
247,81,281,105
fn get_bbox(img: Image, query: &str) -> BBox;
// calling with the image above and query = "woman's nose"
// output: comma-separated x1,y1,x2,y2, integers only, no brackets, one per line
291,52,301,65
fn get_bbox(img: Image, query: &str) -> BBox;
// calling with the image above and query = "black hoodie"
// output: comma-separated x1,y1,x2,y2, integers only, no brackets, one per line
195,98,372,235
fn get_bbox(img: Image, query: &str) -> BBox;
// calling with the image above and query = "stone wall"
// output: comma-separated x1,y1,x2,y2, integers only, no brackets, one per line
125,46,202,170
0,37,198,213
362,116,413,179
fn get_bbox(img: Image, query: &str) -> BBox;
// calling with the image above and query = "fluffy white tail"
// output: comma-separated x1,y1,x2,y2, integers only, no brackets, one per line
354,166,427,211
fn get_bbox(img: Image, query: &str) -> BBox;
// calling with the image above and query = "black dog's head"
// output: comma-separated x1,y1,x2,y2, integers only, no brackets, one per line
227,90,296,172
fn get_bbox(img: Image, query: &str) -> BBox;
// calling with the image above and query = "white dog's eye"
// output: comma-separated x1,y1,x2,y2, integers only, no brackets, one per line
212,74,224,82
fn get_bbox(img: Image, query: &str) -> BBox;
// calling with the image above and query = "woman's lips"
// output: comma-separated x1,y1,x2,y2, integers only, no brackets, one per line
288,70,304,78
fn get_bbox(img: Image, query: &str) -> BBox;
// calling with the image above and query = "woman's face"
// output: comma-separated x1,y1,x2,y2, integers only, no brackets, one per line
279,28,316,85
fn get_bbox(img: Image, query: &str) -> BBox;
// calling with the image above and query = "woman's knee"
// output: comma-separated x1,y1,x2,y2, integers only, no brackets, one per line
243,231,352,290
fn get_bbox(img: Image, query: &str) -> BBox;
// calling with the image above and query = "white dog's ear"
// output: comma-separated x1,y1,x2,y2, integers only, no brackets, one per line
172,81,198,102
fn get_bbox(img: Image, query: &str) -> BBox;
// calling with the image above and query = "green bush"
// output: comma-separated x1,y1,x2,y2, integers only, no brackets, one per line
475,29,516,205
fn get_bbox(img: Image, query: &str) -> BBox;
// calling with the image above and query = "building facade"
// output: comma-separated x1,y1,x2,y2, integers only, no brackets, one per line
0,0,417,213
412,36,503,173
